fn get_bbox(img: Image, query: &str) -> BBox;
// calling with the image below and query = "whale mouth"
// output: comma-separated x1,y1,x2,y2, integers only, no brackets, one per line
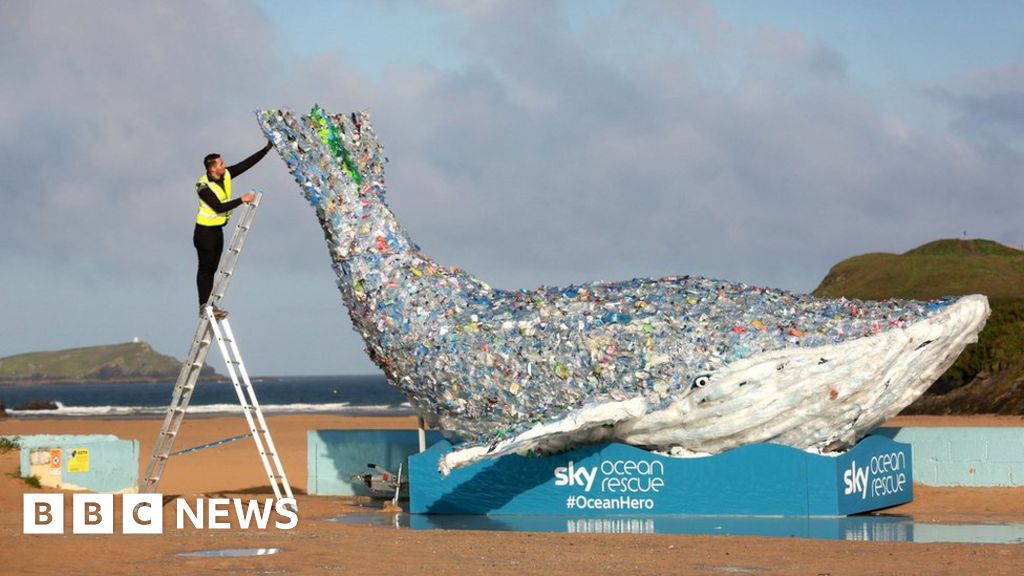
439,294,989,473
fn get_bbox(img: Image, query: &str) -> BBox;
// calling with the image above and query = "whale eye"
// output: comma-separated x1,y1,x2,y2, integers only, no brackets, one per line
691,375,711,389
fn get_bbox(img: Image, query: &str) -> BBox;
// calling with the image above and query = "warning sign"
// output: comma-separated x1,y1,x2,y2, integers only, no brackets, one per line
68,449,89,473
49,449,62,476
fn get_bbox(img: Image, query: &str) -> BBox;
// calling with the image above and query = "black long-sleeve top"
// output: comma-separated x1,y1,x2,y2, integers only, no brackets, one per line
196,145,272,221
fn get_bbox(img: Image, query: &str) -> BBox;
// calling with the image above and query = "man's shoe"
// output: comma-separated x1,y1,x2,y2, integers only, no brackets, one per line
199,305,229,320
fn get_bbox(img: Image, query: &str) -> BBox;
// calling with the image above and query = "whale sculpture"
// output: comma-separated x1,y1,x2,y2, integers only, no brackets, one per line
257,106,989,473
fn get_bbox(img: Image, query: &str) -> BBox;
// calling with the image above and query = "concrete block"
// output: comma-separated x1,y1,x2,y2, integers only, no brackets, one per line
17,434,138,493
1010,463,1024,484
913,460,939,485
971,462,1015,486
880,428,950,463
308,429,444,496
879,427,1024,487
987,435,1024,463
949,437,988,462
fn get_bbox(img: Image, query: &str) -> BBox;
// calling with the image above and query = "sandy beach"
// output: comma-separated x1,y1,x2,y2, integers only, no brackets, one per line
1,413,1023,575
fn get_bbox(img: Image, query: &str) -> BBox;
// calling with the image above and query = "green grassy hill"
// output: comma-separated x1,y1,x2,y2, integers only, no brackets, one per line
0,341,217,384
812,239,1024,414
815,239,1024,302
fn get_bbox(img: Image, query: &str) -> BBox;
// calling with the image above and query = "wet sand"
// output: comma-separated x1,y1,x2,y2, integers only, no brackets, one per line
1,414,1022,575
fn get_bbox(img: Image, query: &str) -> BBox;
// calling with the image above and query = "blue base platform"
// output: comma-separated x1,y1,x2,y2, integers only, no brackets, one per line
409,435,913,516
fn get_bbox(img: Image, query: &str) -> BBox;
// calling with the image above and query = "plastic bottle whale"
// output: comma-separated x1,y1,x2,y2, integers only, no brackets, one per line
257,106,989,473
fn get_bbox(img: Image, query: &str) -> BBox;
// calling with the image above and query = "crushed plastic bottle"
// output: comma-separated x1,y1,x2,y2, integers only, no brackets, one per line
255,106,988,470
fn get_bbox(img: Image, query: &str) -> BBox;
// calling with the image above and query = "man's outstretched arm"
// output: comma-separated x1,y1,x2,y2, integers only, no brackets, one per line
226,140,274,177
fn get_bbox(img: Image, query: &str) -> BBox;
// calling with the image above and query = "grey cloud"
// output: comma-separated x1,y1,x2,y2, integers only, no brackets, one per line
928,63,1024,156
3,1,1022,376
0,1,276,272
806,43,847,78
367,3,1016,303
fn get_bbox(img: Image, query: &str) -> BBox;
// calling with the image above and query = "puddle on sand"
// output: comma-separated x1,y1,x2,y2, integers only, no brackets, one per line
176,547,283,558
325,513,1024,544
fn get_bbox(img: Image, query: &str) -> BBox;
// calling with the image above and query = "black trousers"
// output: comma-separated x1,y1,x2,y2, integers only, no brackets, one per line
193,224,224,306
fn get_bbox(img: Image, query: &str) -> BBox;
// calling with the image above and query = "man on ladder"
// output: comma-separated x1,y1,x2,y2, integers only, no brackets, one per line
194,140,273,319
142,169,293,502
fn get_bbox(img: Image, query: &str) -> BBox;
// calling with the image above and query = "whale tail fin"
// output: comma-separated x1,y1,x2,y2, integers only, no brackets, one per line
328,110,388,201
259,106,412,262
257,106,387,212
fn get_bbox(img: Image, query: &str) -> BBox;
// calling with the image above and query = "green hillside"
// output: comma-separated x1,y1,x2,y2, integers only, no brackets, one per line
812,239,1024,414
0,341,216,384
815,239,1024,302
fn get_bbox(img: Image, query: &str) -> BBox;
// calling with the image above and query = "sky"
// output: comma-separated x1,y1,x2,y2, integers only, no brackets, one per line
1,1,1022,376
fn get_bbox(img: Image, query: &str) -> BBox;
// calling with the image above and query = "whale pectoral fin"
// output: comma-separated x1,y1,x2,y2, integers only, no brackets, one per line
438,397,648,474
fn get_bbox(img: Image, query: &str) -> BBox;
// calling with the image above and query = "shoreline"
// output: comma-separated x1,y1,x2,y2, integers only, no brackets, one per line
0,373,387,386
0,376,222,386
0,407,416,420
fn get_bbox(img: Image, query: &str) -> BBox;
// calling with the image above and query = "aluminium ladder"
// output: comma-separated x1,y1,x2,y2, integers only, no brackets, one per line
140,191,292,502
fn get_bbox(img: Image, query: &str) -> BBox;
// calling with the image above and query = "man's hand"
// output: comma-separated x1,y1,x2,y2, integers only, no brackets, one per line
241,192,256,203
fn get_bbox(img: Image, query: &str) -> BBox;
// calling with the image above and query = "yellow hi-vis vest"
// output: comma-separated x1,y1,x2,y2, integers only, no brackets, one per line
195,170,232,226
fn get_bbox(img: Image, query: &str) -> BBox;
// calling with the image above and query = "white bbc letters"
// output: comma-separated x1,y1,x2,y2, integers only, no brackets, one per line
25,494,297,534
23,494,65,534
122,493,164,534
72,493,114,534
208,498,232,529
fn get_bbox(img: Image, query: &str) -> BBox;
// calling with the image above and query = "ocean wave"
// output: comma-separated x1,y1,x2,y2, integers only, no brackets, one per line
8,401,415,417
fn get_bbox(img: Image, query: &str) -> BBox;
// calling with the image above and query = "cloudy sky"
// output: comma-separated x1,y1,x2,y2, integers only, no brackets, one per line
2,1,1022,376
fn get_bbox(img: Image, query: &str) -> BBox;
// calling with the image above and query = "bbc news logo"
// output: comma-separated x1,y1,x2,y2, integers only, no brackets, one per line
24,494,298,534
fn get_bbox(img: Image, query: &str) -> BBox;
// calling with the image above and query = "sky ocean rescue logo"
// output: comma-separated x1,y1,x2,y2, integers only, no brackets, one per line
842,451,909,499
553,459,665,511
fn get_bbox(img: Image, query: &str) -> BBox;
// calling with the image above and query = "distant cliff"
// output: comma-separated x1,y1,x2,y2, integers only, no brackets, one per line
813,238,1024,414
0,341,218,384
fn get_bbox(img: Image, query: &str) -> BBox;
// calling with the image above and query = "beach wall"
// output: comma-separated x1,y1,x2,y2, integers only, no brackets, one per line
308,429,444,496
307,427,1024,495
877,427,1024,487
15,434,139,493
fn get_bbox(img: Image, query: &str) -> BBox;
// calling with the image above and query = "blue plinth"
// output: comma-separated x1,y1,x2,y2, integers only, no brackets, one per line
409,435,912,516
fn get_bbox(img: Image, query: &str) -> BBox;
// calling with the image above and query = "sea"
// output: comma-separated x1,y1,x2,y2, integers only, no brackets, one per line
0,374,413,418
